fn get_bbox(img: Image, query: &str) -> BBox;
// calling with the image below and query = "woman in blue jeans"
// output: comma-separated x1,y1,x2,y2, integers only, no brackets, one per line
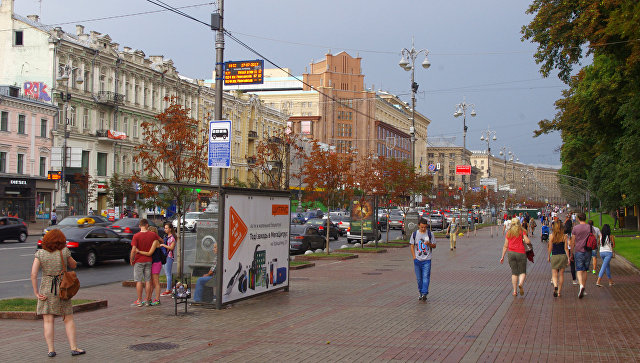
596,224,616,287
160,223,177,296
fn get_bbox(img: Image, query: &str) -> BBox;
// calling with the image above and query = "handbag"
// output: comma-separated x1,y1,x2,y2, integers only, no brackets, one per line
59,250,80,300
523,235,535,262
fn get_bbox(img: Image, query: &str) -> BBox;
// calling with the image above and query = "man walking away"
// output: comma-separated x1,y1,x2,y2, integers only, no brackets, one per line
130,219,162,307
411,218,436,301
447,218,459,251
571,213,591,298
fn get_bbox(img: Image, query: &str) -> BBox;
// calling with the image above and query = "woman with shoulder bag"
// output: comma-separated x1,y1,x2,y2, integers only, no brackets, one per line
500,218,532,296
596,224,616,287
547,220,569,297
31,229,85,357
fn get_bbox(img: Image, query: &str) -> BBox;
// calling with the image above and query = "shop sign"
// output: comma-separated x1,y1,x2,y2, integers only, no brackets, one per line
10,180,28,185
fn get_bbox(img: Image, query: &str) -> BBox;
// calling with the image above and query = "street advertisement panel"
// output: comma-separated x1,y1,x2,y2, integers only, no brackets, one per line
455,165,471,175
222,193,289,304
347,197,378,243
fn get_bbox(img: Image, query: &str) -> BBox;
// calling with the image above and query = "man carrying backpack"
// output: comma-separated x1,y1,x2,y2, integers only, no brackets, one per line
410,218,436,301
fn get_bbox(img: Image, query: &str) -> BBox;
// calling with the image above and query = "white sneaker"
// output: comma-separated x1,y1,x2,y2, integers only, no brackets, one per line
578,286,585,299
572,280,578,285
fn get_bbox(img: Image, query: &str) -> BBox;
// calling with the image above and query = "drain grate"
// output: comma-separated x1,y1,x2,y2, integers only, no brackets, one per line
362,272,382,275
129,342,179,351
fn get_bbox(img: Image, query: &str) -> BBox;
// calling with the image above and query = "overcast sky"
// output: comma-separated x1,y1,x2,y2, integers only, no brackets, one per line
14,0,568,167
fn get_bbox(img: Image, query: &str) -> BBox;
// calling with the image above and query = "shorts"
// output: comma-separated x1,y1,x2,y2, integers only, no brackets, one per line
591,249,597,258
134,262,152,282
550,254,568,270
507,251,527,275
574,251,591,271
151,261,163,274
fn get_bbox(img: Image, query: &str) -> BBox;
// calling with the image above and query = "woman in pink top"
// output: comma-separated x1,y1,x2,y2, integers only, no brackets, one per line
500,218,532,296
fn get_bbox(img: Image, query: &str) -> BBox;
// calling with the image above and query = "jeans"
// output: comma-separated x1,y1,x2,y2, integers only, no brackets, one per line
164,257,174,291
193,275,213,302
599,252,613,279
574,251,591,271
413,259,432,295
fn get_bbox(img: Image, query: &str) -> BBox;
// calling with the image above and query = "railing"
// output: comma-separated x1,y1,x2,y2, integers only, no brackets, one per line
95,129,108,137
248,130,258,139
246,156,257,165
95,91,124,105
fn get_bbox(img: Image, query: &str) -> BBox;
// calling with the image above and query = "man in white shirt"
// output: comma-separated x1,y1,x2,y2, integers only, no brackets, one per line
410,219,436,301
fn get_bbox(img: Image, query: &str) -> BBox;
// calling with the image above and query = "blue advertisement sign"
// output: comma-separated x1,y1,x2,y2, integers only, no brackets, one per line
208,120,231,168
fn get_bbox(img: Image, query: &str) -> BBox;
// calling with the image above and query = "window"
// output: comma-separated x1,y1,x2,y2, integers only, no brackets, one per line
17,154,24,174
82,109,89,130
40,119,47,137
18,114,26,134
39,157,46,177
123,117,128,135
133,119,138,138
99,112,106,130
301,121,312,135
0,152,5,172
1,111,8,131
69,107,76,127
97,152,107,176
14,31,23,46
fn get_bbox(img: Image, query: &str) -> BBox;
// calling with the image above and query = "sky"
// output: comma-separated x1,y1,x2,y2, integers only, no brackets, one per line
13,0,569,168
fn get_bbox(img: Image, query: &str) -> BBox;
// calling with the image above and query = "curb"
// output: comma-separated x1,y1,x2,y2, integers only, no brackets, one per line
290,262,316,270
295,254,358,261
340,248,387,254
122,280,136,288
0,299,108,320
614,254,640,274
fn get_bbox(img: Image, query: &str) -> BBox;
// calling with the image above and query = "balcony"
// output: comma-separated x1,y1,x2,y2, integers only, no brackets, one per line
95,91,124,106
246,156,257,165
248,130,258,139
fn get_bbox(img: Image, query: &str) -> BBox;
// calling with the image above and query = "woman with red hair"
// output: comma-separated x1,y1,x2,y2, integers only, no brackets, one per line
31,229,85,357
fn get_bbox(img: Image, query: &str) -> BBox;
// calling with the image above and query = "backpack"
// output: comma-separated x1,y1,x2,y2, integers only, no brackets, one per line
412,230,434,251
153,246,167,265
585,226,597,251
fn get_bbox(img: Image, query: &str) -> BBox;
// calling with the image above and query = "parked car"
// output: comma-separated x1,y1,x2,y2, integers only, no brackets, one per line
388,211,405,230
289,225,326,254
37,226,132,267
301,210,324,222
427,214,448,230
171,212,203,232
0,216,28,243
43,215,110,236
290,212,305,225
377,215,388,232
107,218,166,239
305,218,339,240
332,215,351,235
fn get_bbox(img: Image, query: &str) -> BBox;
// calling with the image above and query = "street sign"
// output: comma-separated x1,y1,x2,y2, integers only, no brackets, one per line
436,162,441,171
480,177,498,186
224,60,264,85
471,187,481,192
456,165,471,175
428,163,436,172
208,120,231,168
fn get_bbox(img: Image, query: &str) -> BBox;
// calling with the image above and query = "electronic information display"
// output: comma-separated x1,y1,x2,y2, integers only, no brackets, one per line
224,60,264,85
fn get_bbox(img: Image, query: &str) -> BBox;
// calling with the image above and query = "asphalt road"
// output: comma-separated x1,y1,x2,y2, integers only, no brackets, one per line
0,228,402,299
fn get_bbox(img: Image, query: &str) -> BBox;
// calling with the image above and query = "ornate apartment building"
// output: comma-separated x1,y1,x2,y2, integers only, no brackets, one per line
0,0,286,216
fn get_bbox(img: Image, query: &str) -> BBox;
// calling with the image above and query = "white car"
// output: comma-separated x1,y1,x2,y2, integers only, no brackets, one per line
172,212,203,232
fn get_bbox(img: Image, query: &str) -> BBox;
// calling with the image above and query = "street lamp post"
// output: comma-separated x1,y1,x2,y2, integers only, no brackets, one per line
399,38,430,208
56,64,83,220
479,127,497,178
499,146,511,182
453,98,476,205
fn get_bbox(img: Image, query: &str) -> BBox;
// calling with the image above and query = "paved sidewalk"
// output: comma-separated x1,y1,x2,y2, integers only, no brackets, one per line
2,227,640,362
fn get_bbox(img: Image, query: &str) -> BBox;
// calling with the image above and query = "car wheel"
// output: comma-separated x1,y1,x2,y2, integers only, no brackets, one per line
18,232,28,243
85,251,97,267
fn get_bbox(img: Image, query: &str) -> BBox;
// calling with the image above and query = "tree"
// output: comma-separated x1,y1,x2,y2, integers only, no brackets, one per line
246,131,305,190
299,141,355,253
132,96,209,277
68,172,97,214
522,0,640,209
351,153,386,247
106,173,136,213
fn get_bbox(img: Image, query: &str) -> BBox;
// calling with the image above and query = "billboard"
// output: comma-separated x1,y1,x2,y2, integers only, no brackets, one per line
221,193,290,304
224,60,264,85
456,165,471,175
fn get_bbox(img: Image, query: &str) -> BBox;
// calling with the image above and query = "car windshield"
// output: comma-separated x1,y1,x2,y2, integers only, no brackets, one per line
290,225,307,235
185,213,202,219
111,218,138,227
306,219,324,225
58,216,94,226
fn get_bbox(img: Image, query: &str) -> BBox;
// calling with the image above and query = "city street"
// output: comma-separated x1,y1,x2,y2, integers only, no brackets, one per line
0,227,402,299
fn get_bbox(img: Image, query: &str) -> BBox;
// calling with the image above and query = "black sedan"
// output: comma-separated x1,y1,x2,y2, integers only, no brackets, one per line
38,226,132,267
305,218,339,240
0,217,28,243
107,218,166,239
289,225,326,254
43,215,110,236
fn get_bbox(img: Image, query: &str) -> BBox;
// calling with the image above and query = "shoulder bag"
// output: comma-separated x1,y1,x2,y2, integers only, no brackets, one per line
523,233,535,262
59,250,80,300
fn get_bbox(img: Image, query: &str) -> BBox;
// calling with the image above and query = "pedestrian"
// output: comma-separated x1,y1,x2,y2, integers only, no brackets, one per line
571,212,591,299
613,209,619,229
133,226,164,306
522,217,529,236
588,220,601,275
160,222,177,296
447,217,459,251
30,229,85,357
547,220,569,297
50,209,57,226
129,219,162,307
500,217,532,297
410,218,436,301
502,216,512,236
193,243,218,303
69,205,75,216
88,207,94,216
596,224,616,287
564,216,576,285
530,218,537,236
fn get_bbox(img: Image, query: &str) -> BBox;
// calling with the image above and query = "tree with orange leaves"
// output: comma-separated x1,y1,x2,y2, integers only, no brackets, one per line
351,153,385,247
245,130,305,190
299,141,355,253
132,96,209,276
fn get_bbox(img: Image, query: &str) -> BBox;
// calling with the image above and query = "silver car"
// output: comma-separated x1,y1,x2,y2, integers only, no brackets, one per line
172,212,203,232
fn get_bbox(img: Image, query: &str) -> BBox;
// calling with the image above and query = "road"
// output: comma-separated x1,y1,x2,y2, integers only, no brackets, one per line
0,228,403,299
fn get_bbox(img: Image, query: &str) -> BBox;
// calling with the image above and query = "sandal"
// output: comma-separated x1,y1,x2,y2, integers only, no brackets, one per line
48,352,56,358
553,286,558,297
71,349,86,356
609,282,615,286
519,285,524,296
512,291,517,297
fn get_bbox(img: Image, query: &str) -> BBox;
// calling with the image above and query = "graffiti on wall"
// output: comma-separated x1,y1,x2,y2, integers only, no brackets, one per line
23,82,51,101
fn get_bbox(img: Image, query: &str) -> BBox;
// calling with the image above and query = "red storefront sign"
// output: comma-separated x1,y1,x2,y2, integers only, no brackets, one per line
455,165,471,175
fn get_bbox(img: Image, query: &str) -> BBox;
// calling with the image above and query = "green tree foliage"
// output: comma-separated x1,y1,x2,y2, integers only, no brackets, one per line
522,0,640,207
